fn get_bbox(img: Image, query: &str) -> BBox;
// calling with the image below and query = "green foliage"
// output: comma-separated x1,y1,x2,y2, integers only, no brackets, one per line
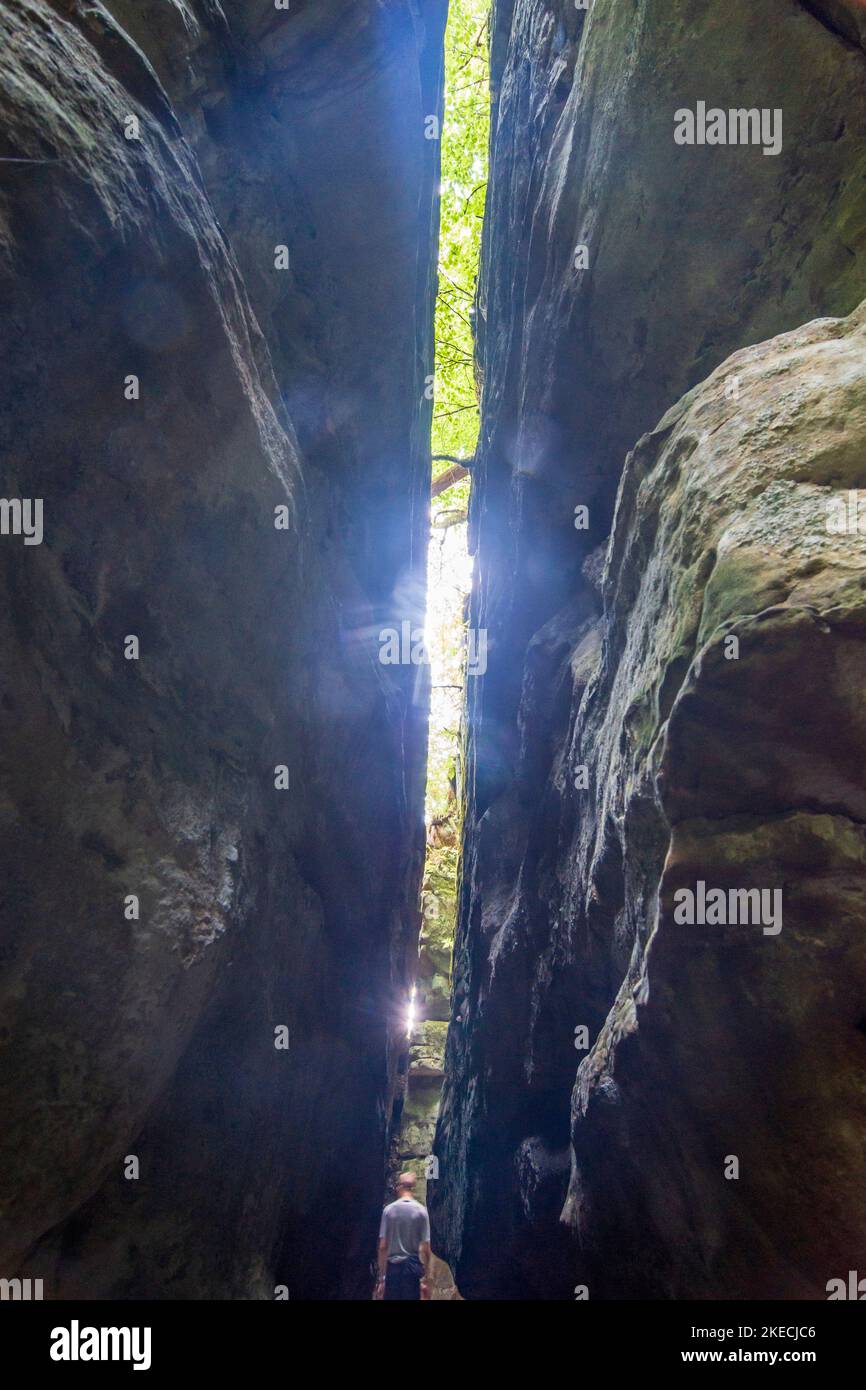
423,0,489,911
432,0,489,488
419,0,489,976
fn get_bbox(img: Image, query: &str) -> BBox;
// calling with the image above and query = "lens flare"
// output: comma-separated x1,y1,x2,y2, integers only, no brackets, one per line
406,984,417,1039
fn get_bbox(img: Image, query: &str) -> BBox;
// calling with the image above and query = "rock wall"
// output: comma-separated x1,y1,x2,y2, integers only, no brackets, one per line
562,298,866,1300
393,817,455,1195
431,0,866,1299
0,0,445,1299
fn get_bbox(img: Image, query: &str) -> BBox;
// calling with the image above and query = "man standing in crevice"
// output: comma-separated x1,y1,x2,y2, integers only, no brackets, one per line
375,1172,431,1300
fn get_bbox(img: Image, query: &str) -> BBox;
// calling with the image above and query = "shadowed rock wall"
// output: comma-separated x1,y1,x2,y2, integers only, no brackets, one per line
0,0,445,1299
563,299,866,1299
431,0,866,1299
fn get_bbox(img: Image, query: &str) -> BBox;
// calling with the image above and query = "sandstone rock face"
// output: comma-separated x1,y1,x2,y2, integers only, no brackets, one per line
563,299,866,1299
432,0,866,1299
0,0,444,1299
397,1020,445,1204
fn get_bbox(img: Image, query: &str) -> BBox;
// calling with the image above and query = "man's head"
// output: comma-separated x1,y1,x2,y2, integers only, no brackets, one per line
395,1171,417,1197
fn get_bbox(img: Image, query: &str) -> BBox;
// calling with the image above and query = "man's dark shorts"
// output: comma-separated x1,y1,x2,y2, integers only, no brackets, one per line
384,1256,424,1300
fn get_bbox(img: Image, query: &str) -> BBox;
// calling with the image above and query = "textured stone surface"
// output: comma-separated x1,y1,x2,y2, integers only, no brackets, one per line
398,1082,442,1172
563,298,866,1299
432,0,866,1300
418,867,455,1020
409,1020,447,1076
0,0,444,1299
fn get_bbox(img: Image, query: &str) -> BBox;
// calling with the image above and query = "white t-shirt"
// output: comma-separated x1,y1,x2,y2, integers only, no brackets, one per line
379,1197,430,1263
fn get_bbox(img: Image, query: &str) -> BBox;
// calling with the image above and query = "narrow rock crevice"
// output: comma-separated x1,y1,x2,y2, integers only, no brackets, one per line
3,0,866,1308
431,0,866,1301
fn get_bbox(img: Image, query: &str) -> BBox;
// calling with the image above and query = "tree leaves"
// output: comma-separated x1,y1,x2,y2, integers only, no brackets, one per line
431,0,489,501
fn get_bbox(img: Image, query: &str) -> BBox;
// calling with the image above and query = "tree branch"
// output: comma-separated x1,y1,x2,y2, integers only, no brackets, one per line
431,463,470,498
462,181,487,213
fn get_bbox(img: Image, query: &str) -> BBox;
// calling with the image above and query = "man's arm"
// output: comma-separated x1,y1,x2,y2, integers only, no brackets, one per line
375,1236,388,1298
419,1240,432,1300
417,1204,432,1296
